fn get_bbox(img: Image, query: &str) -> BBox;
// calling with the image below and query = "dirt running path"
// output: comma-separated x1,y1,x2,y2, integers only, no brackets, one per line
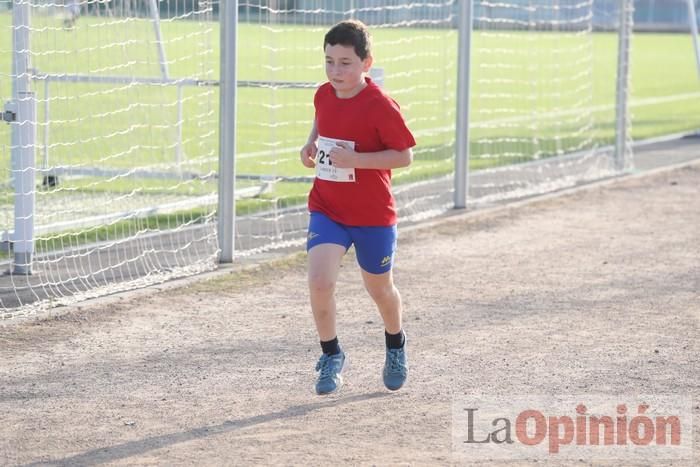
1,163,698,466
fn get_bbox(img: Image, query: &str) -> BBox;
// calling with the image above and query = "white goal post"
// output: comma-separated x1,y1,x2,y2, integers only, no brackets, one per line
688,0,700,78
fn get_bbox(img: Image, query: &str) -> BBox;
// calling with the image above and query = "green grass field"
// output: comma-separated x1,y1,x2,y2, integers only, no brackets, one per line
1,12,699,226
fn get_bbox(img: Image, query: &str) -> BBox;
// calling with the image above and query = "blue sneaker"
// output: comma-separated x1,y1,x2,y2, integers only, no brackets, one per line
315,351,346,395
383,344,408,391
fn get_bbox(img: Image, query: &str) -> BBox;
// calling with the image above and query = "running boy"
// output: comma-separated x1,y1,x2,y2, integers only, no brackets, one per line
299,20,416,395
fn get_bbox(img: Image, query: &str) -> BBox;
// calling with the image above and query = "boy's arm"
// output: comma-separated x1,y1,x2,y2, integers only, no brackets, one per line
305,118,319,145
329,143,413,169
300,118,319,168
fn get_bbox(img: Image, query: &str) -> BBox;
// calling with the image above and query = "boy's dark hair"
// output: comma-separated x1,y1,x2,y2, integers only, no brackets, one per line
324,20,372,60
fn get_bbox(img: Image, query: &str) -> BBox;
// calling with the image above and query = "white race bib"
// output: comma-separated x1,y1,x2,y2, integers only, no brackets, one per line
315,136,356,183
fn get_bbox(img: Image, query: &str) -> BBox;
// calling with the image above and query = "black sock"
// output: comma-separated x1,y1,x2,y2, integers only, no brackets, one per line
385,329,405,349
320,337,341,356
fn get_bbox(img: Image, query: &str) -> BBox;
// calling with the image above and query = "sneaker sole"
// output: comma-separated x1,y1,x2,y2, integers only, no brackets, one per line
383,371,408,391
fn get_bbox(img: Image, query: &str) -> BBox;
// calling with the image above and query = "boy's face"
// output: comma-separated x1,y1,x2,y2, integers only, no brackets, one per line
324,44,372,97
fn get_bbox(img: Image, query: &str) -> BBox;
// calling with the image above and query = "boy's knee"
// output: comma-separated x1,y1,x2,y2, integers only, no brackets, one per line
365,282,397,303
308,274,335,296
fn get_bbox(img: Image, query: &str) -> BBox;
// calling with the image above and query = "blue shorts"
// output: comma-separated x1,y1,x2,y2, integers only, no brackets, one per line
307,211,397,274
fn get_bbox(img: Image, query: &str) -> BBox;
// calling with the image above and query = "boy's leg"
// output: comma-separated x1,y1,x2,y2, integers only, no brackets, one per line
307,243,346,341
352,224,402,333
308,243,347,394
307,212,351,395
360,268,402,334
353,226,408,390
361,265,408,391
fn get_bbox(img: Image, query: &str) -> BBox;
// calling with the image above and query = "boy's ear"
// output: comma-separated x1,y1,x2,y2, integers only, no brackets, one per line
362,55,373,72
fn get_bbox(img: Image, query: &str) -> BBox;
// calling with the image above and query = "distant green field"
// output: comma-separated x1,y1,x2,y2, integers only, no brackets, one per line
1,12,699,203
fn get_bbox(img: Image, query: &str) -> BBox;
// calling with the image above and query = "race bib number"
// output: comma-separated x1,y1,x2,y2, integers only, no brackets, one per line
315,136,356,182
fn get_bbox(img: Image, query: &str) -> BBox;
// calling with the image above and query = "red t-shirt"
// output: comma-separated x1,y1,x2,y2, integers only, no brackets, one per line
308,77,416,226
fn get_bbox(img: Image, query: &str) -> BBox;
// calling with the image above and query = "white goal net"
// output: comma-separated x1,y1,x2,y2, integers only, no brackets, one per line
230,0,459,251
230,0,611,245
1,0,632,317
1,0,219,316
465,0,610,204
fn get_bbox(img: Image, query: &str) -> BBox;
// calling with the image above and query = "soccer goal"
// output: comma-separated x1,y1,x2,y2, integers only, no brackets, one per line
1,0,221,314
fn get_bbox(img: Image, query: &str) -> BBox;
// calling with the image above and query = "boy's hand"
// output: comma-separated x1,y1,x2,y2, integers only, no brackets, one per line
329,141,356,168
300,142,317,168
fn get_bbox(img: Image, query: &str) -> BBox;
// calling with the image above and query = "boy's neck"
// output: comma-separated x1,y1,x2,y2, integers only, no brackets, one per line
335,76,369,99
